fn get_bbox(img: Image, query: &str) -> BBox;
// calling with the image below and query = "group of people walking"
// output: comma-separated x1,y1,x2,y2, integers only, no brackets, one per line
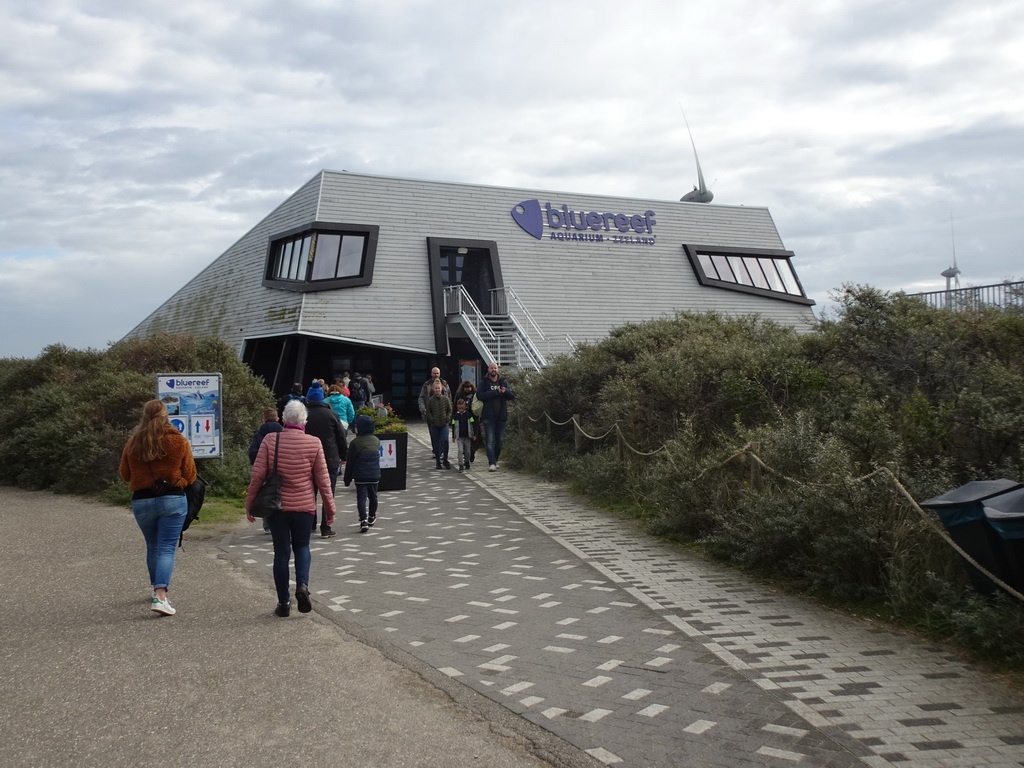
121,363,512,620
121,376,383,620
418,362,515,473
246,380,382,616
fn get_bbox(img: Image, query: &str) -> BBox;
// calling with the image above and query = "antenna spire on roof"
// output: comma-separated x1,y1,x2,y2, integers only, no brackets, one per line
679,105,714,203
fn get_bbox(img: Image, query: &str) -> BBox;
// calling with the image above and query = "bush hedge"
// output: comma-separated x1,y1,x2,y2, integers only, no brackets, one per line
505,285,1024,667
0,333,277,501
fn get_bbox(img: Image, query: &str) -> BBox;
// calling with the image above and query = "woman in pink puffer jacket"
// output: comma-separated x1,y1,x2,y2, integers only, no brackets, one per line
246,399,336,617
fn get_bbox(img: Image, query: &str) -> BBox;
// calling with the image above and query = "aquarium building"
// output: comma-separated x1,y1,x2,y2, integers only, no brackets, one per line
125,171,816,415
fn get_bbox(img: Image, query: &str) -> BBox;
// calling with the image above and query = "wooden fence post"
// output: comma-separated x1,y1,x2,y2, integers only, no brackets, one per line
749,441,762,490
573,414,581,452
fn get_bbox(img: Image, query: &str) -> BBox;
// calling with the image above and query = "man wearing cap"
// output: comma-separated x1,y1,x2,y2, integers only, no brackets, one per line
304,380,347,537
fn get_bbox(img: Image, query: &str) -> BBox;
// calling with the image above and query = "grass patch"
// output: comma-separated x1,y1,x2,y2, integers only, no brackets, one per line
185,494,247,541
196,495,246,525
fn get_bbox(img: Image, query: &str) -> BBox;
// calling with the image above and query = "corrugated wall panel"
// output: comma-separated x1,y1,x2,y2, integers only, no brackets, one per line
124,174,325,350
125,171,816,357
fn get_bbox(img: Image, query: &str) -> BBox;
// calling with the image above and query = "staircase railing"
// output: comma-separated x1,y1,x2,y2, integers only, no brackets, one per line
491,287,546,345
444,285,497,362
445,284,566,372
495,287,580,362
504,314,547,371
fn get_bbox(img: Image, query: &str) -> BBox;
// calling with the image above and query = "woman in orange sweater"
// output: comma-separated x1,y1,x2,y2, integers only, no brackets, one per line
246,399,337,617
119,400,197,616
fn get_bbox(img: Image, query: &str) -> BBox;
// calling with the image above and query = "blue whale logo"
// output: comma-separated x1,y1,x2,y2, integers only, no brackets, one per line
511,199,543,239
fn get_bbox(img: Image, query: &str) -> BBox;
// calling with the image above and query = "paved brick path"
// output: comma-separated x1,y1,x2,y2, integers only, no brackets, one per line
222,425,1024,767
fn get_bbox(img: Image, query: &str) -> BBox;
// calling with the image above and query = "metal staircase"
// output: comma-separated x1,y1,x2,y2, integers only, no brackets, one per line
443,285,565,373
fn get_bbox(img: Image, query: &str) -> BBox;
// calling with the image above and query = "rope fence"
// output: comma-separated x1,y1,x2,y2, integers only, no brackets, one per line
518,409,1024,604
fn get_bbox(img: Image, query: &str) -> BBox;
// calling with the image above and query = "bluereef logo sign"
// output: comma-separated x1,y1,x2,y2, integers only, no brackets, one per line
511,199,657,246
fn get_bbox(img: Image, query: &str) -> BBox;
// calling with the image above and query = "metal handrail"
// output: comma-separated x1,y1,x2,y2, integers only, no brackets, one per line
505,314,547,370
491,287,547,342
447,284,571,371
909,280,1024,311
444,285,496,340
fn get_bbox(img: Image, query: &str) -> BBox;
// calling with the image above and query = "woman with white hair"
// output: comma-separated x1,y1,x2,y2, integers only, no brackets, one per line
246,399,336,617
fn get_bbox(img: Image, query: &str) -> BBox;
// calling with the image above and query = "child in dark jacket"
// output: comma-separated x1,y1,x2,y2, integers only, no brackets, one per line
450,398,477,472
425,380,453,469
343,414,381,533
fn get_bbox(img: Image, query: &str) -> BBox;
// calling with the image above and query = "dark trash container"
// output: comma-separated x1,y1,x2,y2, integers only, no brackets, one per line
982,487,1024,593
376,431,408,492
920,479,1022,595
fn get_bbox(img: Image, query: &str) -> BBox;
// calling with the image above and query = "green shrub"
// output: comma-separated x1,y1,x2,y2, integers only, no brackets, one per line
506,297,1024,667
0,334,275,497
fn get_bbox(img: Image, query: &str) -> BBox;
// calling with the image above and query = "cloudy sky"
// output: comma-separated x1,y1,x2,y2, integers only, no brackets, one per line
2,0,1021,358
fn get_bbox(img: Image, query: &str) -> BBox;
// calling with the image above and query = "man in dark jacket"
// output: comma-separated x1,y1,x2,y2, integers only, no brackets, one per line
417,367,451,417
304,381,347,537
477,362,515,471
276,383,305,417
344,414,381,533
248,408,284,465
349,373,369,412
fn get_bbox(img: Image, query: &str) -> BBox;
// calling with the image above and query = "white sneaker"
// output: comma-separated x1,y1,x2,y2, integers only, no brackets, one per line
488,464,497,472
151,597,176,615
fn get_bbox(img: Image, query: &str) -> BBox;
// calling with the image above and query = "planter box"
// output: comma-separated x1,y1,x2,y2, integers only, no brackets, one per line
377,431,408,491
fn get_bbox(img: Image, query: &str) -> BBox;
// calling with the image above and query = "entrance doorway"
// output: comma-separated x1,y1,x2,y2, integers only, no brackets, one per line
427,237,505,356
439,245,496,313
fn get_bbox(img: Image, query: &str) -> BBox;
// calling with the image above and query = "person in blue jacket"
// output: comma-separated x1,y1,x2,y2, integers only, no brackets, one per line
328,384,356,431
343,414,381,533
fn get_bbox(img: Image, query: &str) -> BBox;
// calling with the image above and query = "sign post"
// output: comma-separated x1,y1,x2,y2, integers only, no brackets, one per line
156,373,223,458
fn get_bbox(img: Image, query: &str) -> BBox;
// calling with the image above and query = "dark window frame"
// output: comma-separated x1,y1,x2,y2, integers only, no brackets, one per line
683,244,815,306
263,222,380,293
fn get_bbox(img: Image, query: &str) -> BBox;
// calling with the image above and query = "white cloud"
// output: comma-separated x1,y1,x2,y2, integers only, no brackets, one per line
1,0,1022,357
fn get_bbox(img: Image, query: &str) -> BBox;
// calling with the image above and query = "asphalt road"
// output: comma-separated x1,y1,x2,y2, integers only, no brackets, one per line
0,486,590,768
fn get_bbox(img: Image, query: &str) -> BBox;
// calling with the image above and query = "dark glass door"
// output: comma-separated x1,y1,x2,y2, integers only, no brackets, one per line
439,246,495,313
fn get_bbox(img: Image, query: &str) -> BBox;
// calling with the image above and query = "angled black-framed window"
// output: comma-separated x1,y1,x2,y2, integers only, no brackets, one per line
263,222,379,293
683,244,815,306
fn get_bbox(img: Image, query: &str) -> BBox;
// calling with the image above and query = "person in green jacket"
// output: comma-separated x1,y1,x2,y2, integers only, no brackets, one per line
425,380,453,469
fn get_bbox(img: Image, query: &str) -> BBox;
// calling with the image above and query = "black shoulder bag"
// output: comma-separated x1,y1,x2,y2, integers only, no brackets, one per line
250,433,284,518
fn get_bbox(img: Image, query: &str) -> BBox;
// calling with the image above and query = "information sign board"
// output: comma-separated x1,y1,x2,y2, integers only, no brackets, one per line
156,373,223,458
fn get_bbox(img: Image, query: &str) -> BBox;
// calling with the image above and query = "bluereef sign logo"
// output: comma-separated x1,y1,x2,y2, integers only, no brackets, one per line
510,199,657,246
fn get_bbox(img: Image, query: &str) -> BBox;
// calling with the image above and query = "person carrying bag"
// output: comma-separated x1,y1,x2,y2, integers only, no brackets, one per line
249,433,283,518
245,401,336,617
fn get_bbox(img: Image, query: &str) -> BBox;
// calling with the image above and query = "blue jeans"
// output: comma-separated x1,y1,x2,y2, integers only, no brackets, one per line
483,418,507,465
132,494,188,591
268,511,313,605
428,424,450,462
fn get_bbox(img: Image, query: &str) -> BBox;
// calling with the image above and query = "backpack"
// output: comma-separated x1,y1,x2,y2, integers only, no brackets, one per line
178,474,209,547
353,378,369,403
